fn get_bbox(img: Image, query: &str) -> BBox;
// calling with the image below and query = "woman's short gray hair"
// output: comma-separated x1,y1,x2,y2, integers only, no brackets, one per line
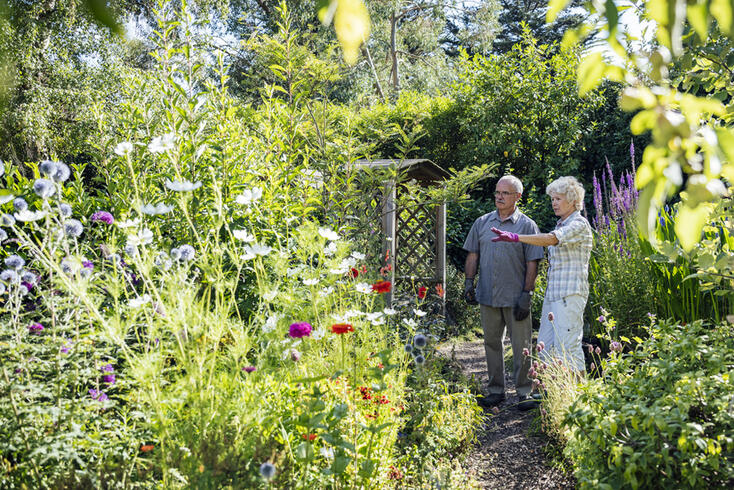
546,176,585,211
497,175,523,194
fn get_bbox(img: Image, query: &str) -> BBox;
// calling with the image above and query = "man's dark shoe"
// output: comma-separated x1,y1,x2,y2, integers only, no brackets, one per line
478,393,505,407
517,394,540,411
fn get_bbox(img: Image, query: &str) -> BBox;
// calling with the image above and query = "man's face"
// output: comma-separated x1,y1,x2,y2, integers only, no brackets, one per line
494,180,521,214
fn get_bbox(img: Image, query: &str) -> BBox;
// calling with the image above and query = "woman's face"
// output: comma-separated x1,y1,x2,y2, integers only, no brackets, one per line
550,192,576,219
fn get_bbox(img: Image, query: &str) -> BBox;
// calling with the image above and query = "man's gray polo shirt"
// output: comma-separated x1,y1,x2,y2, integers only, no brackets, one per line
463,209,544,307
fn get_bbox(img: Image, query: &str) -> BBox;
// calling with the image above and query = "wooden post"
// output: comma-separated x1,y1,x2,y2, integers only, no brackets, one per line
383,180,397,306
436,202,447,317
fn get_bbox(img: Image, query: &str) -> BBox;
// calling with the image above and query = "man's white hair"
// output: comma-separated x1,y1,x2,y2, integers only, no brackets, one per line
497,175,523,194
546,176,585,211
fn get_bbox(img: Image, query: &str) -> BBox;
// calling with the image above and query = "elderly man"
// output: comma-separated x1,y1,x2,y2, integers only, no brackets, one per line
463,175,544,410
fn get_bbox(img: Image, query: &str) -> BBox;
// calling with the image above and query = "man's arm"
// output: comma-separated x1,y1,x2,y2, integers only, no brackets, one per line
465,252,479,279
524,259,538,291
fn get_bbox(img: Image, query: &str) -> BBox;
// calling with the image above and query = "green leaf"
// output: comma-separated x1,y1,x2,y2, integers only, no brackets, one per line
332,455,351,474
578,52,606,96
83,0,122,35
687,2,710,40
675,203,714,251
605,0,619,33
295,442,314,460
547,0,572,23
711,0,734,37
317,0,338,25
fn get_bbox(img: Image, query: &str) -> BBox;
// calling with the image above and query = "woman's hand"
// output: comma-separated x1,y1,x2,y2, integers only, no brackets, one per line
490,227,519,242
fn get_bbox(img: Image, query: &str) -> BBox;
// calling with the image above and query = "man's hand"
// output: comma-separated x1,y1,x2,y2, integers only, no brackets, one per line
490,227,519,242
513,291,531,321
464,278,478,305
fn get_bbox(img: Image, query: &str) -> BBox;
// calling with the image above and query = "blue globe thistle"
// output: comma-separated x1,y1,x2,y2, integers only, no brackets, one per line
52,162,70,183
404,344,413,354
33,178,55,199
18,284,28,295
178,244,195,261
59,203,72,217
413,334,427,349
64,219,84,238
21,270,37,284
39,160,57,176
0,269,19,283
60,259,74,275
1,214,15,226
5,255,25,270
259,462,276,480
414,354,425,365
13,198,27,212
124,243,138,257
170,247,182,261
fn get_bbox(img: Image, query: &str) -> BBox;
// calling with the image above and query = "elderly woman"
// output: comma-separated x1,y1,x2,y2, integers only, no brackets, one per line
491,176,593,372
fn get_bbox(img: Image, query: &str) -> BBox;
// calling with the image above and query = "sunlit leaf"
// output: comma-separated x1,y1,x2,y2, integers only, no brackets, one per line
546,0,572,23
675,202,714,251
83,0,122,35
711,0,733,37
687,2,710,40
577,52,605,96
334,0,370,65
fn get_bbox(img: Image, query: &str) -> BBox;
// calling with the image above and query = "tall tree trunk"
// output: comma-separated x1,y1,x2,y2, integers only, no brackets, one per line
363,42,386,101
390,10,399,92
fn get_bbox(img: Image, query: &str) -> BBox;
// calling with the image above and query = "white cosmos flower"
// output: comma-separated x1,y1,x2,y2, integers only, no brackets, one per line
116,218,140,229
127,228,153,246
351,251,366,261
413,309,427,317
365,312,383,322
263,290,278,301
371,317,385,326
114,142,134,156
355,282,372,294
319,286,334,297
286,265,304,277
383,308,398,315
232,229,255,242
129,294,152,309
263,314,279,333
241,244,272,260
318,227,339,241
165,179,202,192
141,203,174,215
236,187,263,205
13,210,47,222
311,328,326,340
303,278,319,286
148,133,175,153
324,242,337,257
403,318,418,328
344,309,364,319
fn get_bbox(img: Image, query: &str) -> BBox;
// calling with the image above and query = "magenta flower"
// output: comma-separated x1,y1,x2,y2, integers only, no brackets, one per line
101,364,114,373
28,322,44,334
547,312,555,322
522,347,530,357
91,211,114,224
243,366,256,373
288,322,312,338
61,344,71,354
102,374,116,385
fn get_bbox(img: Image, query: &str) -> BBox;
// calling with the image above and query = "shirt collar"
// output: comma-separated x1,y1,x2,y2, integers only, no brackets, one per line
491,208,520,224
557,210,580,227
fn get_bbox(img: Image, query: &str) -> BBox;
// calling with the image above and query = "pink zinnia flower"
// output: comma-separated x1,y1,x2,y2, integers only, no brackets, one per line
28,322,44,334
288,322,312,338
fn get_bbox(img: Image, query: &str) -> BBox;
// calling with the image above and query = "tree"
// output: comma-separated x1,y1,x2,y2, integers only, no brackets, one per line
492,0,587,53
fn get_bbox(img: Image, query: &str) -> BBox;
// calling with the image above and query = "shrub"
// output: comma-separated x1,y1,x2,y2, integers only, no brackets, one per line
563,320,734,489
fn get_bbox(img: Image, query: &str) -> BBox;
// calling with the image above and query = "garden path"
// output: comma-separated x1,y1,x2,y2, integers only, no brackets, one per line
439,339,575,489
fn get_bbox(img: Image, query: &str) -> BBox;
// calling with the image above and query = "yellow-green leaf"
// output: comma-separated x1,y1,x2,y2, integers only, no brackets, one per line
711,0,733,37
675,202,714,251
334,0,370,65
687,2,710,40
577,52,606,96
547,0,572,23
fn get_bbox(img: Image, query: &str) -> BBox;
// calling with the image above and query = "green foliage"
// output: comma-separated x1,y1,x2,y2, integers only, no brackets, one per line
561,0,734,250
563,320,734,489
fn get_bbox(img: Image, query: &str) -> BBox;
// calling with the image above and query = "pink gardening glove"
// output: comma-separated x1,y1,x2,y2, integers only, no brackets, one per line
491,227,519,242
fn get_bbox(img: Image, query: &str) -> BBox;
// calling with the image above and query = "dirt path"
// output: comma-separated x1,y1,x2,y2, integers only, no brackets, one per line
439,339,576,489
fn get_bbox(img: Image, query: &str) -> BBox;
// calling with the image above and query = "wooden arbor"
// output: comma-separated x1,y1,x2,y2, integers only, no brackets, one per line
353,159,450,309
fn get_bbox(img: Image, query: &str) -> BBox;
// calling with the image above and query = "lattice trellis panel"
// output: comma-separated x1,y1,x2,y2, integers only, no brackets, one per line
394,203,438,290
345,190,386,260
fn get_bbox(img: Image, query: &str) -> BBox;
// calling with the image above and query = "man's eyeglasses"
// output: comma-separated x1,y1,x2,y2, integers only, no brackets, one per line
494,191,517,197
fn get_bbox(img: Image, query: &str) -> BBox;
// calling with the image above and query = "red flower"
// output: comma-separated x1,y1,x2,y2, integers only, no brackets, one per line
371,280,392,293
435,284,445,298
140,444,155,452
417,286,427,299
302,433,317,441
348,267,359,279
330,323,355,334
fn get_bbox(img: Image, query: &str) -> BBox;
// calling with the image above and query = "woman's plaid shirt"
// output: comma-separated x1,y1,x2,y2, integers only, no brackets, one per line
546,211,593,302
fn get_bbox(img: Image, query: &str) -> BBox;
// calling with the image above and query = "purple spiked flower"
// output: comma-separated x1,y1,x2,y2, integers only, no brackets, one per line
91,211,114,224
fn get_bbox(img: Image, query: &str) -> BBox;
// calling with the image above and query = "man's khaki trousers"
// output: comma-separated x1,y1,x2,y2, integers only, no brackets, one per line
479,304,532,397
